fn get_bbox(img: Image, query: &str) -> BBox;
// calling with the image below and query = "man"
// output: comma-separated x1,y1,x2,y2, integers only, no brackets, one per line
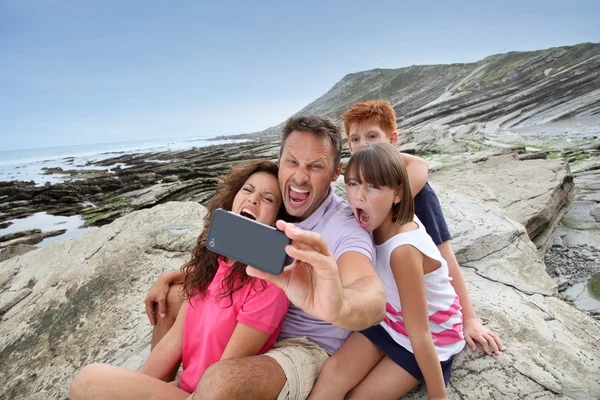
145,115,429,399
342,100,504,356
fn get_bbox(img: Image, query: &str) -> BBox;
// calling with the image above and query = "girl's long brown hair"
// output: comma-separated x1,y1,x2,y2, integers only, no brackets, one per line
182,160,286,306
345,143,414,225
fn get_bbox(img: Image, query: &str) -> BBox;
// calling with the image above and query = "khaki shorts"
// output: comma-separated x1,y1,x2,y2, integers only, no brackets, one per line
264,337,330,400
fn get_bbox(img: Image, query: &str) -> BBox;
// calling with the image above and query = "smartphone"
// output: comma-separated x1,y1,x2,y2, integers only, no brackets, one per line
205,208,291,275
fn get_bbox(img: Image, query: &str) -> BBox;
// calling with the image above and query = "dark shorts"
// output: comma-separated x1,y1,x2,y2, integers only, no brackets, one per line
360,324,454,385
414,182,451,246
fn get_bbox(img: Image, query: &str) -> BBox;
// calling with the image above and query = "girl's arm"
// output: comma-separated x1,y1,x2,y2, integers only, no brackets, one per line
400,153,428,197
390,246,447,400
139,302,187,380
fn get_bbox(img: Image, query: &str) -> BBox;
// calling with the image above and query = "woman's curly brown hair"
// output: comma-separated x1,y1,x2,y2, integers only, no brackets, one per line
182,159,286,306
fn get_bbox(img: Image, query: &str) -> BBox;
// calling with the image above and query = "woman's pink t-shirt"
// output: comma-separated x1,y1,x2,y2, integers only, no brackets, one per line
179,256,289,393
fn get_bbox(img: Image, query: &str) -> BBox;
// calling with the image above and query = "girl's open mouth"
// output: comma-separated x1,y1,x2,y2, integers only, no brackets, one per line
356,208,370,228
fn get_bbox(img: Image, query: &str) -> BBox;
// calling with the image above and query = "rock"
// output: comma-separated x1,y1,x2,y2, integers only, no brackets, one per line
120,178,208,208
0,221,12,229
89,193,106,202
162,175,179,183
518,151,548,161
0,288,32,316
0,233,44,249
47,189,80,200
57,196,81,204
0,202,206,399
436,184,557,296
0,200,30,212
432,153,574,251
32,193,56,204
42,229,67,239
79,185,102,195
0,229,42,243
0,244,38,263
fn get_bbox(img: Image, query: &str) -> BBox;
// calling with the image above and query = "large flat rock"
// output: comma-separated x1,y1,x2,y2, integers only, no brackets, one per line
0,202,206,399
432,153,574,250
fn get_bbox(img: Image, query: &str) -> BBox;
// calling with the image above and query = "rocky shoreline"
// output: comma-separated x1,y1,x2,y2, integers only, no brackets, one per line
0,138,286,230
2,142,600,399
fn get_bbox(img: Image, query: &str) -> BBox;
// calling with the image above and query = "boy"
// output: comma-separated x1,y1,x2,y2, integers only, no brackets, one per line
342,100,504,355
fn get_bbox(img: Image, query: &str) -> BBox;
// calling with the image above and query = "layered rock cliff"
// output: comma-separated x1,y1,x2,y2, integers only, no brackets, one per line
258,42,600,138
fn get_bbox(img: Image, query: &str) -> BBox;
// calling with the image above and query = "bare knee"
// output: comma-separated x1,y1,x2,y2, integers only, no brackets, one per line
194,356,284,400
166,283,184,321
312,356,352,398
193,360,238,400
319,356,344,385
69,363,104,400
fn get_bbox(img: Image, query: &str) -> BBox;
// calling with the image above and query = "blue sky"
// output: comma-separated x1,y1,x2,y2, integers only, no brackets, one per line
0,1,598,151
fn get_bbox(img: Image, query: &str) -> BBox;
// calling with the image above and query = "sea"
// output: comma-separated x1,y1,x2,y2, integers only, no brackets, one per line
0,135,247,248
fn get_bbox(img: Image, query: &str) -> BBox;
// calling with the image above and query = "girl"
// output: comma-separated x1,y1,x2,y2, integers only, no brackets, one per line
309,143,465,400
70,160,290,400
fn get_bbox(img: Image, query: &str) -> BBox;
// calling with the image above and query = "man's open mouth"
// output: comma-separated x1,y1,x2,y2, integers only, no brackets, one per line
288,185,310,207
240,208,257,220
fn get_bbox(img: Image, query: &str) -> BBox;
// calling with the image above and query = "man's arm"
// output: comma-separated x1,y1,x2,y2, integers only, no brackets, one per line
332,251,386,330
400,153,428,197
246,221,386,331
145,269,186,325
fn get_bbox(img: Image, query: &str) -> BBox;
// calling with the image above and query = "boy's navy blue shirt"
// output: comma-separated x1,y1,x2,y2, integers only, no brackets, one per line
413,182,451,246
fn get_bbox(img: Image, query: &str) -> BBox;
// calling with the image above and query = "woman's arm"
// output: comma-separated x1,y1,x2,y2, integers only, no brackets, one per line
221,278,290,359
400,153,428,197
139,302,186,380
390,246,447,399
220,323,271,360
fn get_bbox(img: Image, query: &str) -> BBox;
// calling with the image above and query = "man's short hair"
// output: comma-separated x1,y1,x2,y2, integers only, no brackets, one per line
280,115,343,171
342,100,397,138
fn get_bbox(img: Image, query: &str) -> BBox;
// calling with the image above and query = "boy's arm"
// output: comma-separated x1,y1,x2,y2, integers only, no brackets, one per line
390,246,447,399
140,302,186,379
400,153,428,196
438,243,504,356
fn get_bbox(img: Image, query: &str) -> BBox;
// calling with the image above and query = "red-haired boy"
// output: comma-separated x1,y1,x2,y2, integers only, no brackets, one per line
342,100,504,355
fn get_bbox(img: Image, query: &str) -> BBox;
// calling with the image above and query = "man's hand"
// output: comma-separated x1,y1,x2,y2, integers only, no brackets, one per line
145,274,173,326
246,220,344,324
463,318,505,356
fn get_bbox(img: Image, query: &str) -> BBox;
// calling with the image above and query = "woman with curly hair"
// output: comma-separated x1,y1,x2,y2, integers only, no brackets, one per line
70,160,290,400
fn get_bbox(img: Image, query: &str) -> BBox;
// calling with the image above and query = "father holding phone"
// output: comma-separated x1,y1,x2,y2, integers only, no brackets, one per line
146,115,428,399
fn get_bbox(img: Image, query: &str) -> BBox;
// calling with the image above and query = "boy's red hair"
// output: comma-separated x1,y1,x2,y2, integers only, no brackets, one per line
342,100,397,138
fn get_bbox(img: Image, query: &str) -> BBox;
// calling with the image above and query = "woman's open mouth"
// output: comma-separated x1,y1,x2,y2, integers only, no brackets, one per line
239,208,257,220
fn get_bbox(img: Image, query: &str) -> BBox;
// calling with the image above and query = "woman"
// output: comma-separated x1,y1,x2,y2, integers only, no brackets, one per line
70,160,289,399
